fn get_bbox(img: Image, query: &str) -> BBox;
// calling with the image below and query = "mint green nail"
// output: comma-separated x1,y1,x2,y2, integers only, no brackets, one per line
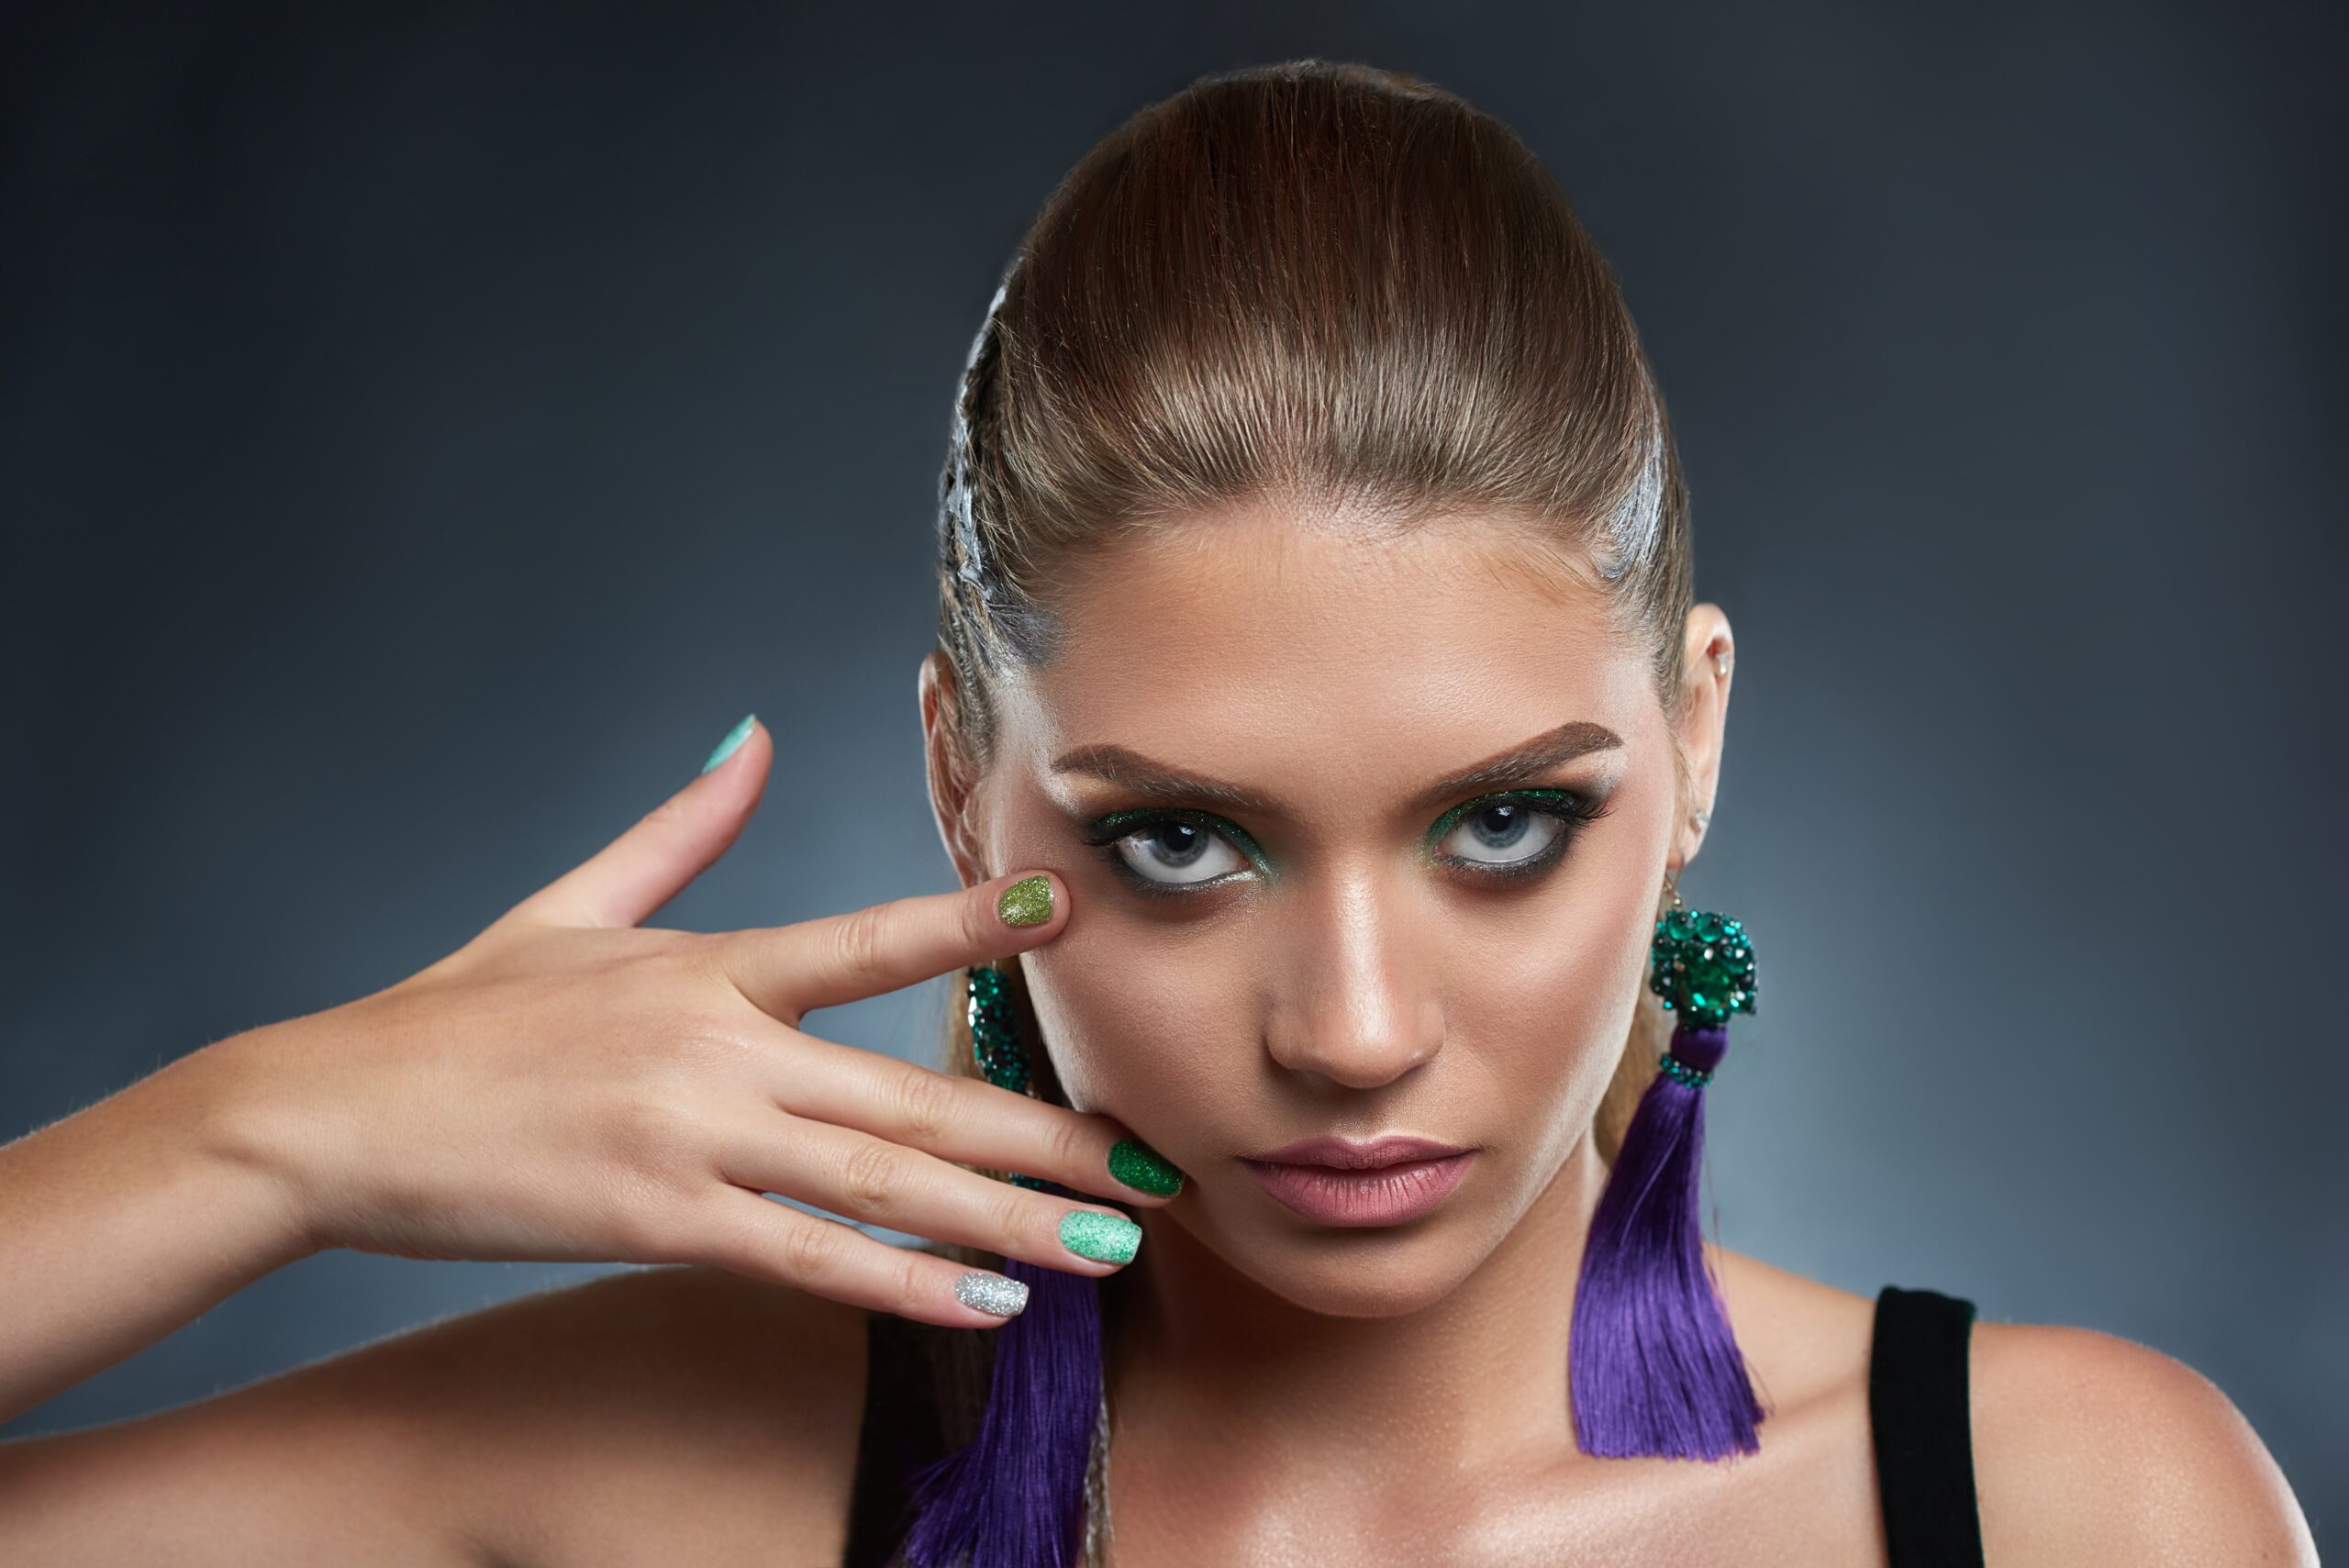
1060,1210,1141,1265
700,714,755,774
1108,1138,1184,1197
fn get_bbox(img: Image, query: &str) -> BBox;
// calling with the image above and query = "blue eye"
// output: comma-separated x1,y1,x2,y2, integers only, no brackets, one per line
1110,818,1251,885
1426,788,1608,877
1436,800,1565,867
1080,808,1269,893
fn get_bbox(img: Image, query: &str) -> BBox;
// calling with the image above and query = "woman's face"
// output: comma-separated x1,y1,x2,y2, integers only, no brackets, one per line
925,499,1731,1318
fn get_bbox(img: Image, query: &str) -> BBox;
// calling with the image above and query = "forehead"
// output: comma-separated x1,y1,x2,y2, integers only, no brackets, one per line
998,500,1657,785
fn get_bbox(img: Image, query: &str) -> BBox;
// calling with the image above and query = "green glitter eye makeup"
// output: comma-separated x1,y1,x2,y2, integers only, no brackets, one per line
1075,783,1611,900
1424,787,1610,879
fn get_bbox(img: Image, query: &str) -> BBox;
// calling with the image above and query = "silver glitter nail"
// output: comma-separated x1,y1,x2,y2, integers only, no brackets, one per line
954,1271,1030,1318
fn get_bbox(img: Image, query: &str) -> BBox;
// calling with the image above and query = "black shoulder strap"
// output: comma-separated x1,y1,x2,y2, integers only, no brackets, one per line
843,1311,994,1568
1869,1285,1987,1568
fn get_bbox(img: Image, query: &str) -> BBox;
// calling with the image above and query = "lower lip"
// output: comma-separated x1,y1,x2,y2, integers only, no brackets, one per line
1239,1152,1476,1227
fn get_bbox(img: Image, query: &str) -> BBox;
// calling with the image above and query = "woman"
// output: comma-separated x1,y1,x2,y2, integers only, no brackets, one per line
0,58,2313,1567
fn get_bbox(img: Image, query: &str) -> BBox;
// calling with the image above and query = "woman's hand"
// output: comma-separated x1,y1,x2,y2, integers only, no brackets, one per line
201,716,1171,1327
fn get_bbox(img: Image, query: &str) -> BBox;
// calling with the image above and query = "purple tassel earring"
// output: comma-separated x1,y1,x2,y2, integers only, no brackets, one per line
903,962,1106,1568
1568,875,1765,1460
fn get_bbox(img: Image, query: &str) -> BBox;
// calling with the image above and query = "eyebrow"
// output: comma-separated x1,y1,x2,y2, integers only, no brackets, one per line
1049,719,1625,820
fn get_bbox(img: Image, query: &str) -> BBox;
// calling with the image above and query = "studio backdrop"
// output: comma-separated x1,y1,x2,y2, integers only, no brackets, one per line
2,0,2341,1544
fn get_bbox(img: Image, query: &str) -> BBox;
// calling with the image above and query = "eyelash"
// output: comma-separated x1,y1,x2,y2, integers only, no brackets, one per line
1076,788,1611,898
1423,788,1611,883
1077,807,1270,899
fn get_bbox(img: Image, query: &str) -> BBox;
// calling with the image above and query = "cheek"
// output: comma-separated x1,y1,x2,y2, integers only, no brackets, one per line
1460,874,1654,1150
1451,789,1672,1151
1018,925,1255,1124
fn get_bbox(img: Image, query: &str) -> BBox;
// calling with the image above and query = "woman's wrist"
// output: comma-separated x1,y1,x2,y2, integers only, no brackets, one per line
173,1023,330,1268
0,1031,321,1422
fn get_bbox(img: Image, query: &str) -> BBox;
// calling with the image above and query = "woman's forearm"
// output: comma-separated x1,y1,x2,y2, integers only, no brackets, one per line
0,1033,314,1427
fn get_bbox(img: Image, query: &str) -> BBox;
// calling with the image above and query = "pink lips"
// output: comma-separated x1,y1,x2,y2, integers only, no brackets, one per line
1239,1135,1476,1227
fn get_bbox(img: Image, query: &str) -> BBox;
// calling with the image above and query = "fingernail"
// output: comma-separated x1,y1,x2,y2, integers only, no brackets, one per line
700,713,756,774
954,1271,1030,1318
1060,1210,1141,1264
996,873,1054,928
1108,1138,1184,1197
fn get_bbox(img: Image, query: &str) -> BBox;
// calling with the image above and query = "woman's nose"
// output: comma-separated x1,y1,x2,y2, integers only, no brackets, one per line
1261,876,1444,1090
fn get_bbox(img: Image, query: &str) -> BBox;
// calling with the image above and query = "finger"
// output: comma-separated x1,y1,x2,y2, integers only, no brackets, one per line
694,1187,1038,1329
717,868,1069,1024
500,715,771,930
777,1043,1183,1206
715,1113,1143,1280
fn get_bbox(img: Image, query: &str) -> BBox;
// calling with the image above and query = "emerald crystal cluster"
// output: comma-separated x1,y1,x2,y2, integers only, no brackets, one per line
1647,909,1758,1029
968,962,1030,1093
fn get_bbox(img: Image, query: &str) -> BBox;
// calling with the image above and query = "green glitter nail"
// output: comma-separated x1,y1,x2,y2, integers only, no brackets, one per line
1107,1138,1184,1197
1059,1210,1141,1264
996,874,1054,928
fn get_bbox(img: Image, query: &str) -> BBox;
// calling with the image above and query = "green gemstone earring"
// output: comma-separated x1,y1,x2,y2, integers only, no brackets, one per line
1567,865,1767,1460
967,962,1050,1189
1645,875,1758,1084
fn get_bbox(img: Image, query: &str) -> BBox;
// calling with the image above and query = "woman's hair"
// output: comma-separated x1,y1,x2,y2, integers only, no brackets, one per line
929,58,1693,1163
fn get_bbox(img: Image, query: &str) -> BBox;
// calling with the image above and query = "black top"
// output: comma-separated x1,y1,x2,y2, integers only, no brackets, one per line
845,1283,1985,1566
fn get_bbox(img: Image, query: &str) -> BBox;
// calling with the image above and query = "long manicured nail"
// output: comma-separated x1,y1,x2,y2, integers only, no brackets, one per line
1108,1138,1184,1197
700,713,756,774
954,1271,1030,1318
996,873,1054,928
1060,1210,1141,1264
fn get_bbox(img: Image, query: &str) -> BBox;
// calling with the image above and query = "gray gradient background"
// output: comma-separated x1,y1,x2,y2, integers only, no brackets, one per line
3,0,2342,1544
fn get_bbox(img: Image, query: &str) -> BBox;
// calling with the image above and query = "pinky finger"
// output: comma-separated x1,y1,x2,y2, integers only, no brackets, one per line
696,1187,1031,1329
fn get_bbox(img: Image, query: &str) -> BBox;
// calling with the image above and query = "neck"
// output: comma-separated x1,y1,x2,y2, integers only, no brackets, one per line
1103,1130,1609,1481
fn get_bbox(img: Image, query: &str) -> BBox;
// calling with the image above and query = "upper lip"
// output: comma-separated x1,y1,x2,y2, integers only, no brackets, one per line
1242,1135,1472,1170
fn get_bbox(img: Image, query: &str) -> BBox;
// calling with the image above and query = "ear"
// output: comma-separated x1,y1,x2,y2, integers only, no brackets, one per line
1669,603,1735,874
918,648,991,889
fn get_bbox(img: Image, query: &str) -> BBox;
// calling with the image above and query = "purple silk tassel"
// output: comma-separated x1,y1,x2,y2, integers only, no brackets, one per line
1567,1021,1765,1460
903,1229,1103,1568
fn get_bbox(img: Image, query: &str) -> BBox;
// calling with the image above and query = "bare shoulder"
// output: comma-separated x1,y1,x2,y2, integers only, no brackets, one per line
1707,1244,1879,1411
0,1262,874,1566
376,1262,875,1564
1700,1251,2316,1566
1968,1318,2316,1565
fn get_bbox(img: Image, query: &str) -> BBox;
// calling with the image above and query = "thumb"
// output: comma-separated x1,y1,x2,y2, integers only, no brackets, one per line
498,714,770,930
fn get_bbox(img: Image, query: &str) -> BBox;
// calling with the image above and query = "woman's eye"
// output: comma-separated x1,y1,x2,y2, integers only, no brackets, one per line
1434,801,1568,868
1112,819,1252,885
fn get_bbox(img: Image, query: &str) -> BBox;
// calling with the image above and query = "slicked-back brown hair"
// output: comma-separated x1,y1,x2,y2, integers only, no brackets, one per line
930,59,1692,1165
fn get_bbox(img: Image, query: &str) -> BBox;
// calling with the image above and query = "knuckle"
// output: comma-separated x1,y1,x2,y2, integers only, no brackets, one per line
993,1187,1037,1251
824,904,889,988
841,1139,907,1215
1047,1114,1098,1174
896,1249,936,1312
957,889,993,953
780,1212,847,1282
886,1065,962,1145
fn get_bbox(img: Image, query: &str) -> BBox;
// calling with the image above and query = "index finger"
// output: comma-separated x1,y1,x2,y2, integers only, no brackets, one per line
718,869,1069,1023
